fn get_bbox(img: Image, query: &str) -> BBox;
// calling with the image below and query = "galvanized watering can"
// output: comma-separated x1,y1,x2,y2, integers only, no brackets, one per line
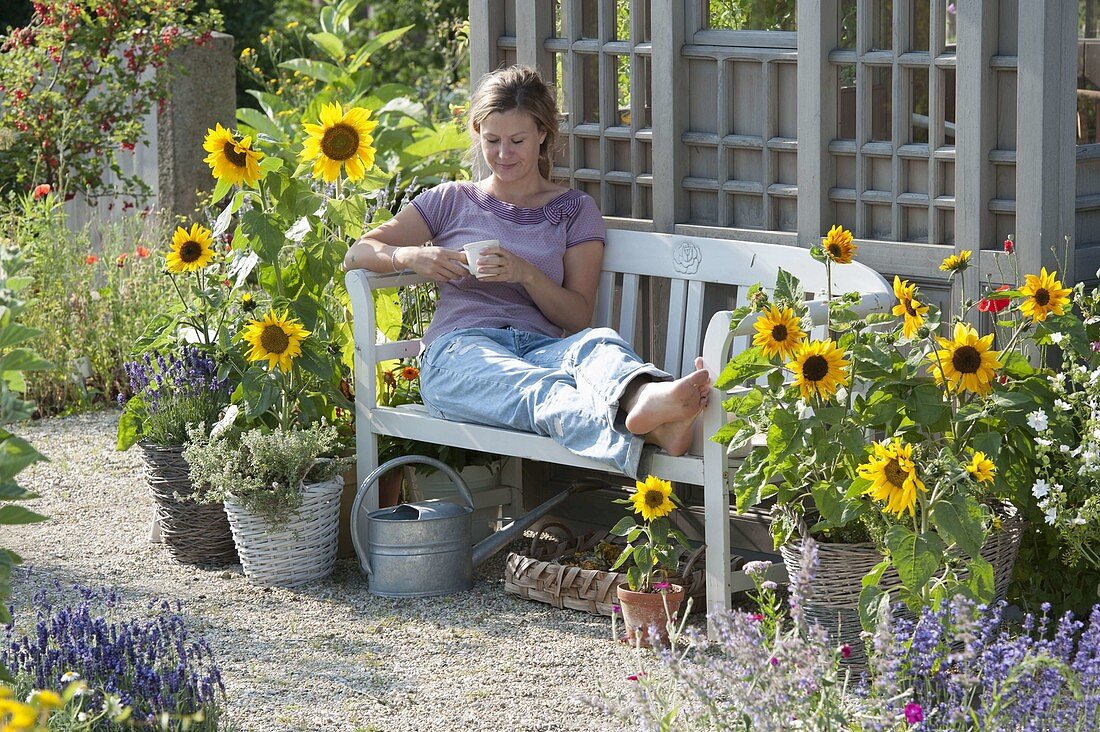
350,455,586,598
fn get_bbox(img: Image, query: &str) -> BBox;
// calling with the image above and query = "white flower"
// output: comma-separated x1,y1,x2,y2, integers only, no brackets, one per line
77,712,88,722
1061,444,1072,453
1055,399,1072,411
1049,332,1065,345
1049,373,1066,391
60,671,80,683
210,404,240,440
1045,506,1058,526
1032,479,1050,499
1036,437,1052,447
1073,516,1087,526
1027,409,1049,432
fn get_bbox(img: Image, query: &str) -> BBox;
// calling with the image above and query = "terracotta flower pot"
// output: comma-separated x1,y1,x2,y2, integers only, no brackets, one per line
617,583,685,647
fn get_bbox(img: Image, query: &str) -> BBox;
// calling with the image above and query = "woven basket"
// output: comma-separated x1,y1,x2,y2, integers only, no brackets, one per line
223,475,344,587
138,443,238,565
780,502,1026,666
504,522,710,617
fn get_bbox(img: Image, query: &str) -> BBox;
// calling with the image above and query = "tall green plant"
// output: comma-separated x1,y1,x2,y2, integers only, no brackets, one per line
0,245,50,682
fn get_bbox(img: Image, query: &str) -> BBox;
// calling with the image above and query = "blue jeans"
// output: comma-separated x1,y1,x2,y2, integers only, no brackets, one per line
419,327,671,478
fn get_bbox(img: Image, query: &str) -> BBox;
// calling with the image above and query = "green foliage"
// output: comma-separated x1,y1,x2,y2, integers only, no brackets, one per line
708,0,797,31
0,192,176,415
184,421,348,530
0,245,49,681
0,1,221,198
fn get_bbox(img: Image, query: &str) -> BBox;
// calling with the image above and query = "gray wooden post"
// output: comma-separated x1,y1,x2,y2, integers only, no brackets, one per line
796,0,840,250
954,0,999,313
650,0,688,231
515,0,554,77
1016,0,1078,281
469,0,507,89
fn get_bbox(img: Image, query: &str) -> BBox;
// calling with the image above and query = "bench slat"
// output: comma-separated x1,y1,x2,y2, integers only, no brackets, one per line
681,280,706,376
595,271,615,329
618,273,640,346
662,279,688,375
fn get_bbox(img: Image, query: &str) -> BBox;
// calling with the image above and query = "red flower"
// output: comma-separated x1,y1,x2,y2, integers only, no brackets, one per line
977,284,1011,313
839,644,852,659
84,254,99,265
1003,237,1015,254
626,673,646,681
116,253,128,267
135,246,151,258
904,702,924,724
32,183,51,200
400,366,420,382
749,613,765,622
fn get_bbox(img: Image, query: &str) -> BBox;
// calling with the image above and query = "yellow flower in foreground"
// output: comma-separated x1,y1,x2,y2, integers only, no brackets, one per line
1019,267,1072,322
859,439,926,517
966,451,997,485
202,123,263,186
300,102,378,182
165,224,215,274
939,249,972,273
927,322,1001,396
752,306,804,360
789,339,849,401
28,689,62,709
891,275,930,340
822,224,856,264
241,310,310,372
631,475,675,521
0,696,38,729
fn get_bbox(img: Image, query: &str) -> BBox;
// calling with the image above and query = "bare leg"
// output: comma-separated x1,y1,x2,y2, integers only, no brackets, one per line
622,357,711,456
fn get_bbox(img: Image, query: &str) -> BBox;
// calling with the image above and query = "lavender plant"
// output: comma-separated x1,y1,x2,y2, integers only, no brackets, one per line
2,585,225,729
116,347,230,450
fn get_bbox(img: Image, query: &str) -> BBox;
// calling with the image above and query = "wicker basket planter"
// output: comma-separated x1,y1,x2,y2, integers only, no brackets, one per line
138,443,238,565
223,475,344,587
780,503,1026,665
504,523,707,617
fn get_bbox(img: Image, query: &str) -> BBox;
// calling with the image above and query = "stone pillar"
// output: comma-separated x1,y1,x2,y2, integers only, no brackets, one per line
157,31,236,220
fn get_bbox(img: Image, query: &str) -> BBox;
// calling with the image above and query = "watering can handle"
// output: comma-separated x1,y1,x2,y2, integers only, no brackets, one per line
349,455,476,576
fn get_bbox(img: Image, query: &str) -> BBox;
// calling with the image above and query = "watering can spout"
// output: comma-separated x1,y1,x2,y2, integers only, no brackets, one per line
470,480,597,568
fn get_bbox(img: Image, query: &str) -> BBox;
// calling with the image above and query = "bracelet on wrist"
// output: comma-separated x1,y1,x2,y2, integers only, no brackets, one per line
390,248,399,272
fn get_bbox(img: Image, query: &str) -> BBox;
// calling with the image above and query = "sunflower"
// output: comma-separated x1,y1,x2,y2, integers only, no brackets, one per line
789,339,849,401
966,451,996,485
822,224,856,264
927,322,1001,396
858,439,926,517
939,249,972,273
300,102,378,182
165,224,215,273
752,305,804,360
202,123,263,186
1019,267,1072,322
630,475,676,521
240,292,257,311
241,309,310,372
400,365,420,381
891,275,930,340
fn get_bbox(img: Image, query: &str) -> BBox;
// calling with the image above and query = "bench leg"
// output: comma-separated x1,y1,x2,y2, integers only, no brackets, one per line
500,456,524,524
703,456,732,639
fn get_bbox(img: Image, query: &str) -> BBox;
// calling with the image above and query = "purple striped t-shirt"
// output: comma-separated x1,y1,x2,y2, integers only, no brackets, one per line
410,181,606,347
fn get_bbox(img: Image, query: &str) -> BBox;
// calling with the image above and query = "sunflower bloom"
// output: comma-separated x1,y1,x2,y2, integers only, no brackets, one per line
630,475,675,521
300,102,378,182
939,249,972,273
202,123,263,186
789,339,849,401
966,451,996,485
752,306,804,360
822,225,856,264
858,439,926,517
891,275,930,340
0,696,37,728
1019,267,1071,322
241,310,310,372
927,321,1001,396
165,224,215,273
400,365,419,381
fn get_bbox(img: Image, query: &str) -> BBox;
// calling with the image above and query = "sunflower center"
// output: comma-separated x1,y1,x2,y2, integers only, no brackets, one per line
260,324,290,355
771,324,788,342
828,244,842,257
803,354,829,382
179,240,203,263
904,299,917,316
321,123,360,161
951,345,983,374
223,141,248,167
884,459,908,489
1034,288,1050,306
644,490,664,509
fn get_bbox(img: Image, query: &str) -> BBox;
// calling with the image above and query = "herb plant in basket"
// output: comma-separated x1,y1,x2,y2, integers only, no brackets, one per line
117,347,236,565
609,476,691,646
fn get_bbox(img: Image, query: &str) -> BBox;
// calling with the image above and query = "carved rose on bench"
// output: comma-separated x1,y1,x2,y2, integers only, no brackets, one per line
672,241,701,275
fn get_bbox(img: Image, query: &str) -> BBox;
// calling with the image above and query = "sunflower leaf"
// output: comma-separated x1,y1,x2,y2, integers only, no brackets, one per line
930,493,985,558
307,32,345,64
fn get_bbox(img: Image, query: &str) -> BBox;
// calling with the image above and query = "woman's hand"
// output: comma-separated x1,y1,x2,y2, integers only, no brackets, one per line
473,245,536,285
400,246,470,282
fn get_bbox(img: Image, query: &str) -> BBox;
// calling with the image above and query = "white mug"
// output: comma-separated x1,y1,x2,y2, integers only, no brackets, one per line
462,239,500,278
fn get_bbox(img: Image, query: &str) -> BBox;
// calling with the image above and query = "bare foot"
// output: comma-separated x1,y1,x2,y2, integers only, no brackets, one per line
643,402,707,456
624,357,711,436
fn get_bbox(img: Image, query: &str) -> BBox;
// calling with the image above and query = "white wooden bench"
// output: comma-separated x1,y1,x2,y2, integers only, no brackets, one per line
345,228,893,626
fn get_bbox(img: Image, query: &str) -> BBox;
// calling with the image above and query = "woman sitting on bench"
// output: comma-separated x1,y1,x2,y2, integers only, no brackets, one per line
343,65,710,479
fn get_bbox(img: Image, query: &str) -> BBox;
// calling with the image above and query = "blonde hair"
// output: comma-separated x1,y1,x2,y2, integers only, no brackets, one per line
468,65,559,179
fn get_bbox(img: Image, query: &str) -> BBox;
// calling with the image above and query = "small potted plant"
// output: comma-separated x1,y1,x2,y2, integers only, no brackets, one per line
609,475,691,647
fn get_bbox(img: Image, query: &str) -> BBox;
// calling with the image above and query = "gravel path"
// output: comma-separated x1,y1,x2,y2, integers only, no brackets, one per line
5,411,664,732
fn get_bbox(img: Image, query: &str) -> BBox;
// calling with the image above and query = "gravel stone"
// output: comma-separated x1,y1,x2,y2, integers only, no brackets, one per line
5,411,671,732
